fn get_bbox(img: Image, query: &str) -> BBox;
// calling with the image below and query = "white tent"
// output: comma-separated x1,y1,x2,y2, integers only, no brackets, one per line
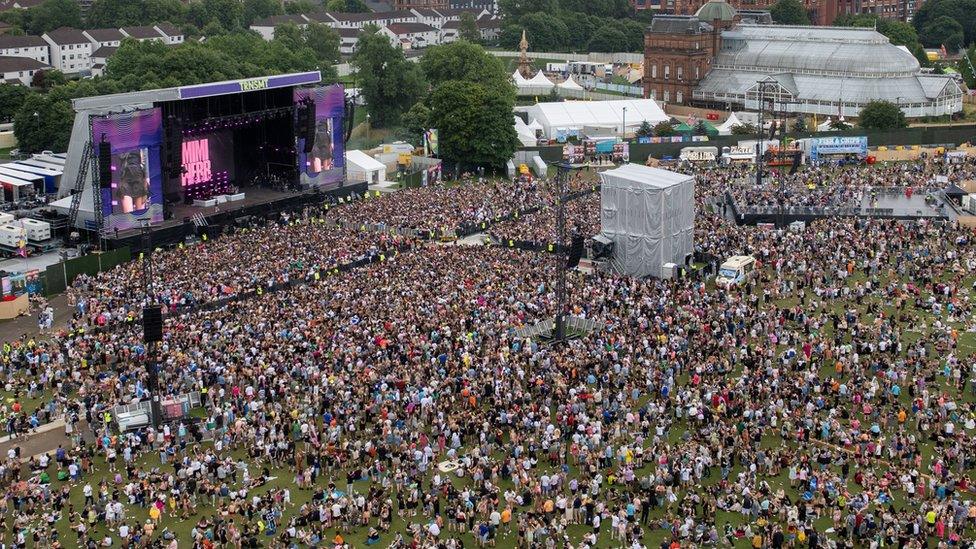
524,99,668,139
512,70,528,86
346,150,387,185
527,119,544,132
599,164,695,279
517,70,555,96
556,76,585,98
716,113,743,135
513,116,538,146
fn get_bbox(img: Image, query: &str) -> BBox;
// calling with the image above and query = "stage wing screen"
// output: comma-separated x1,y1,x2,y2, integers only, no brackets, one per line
93,109,164,231
294,84,344,190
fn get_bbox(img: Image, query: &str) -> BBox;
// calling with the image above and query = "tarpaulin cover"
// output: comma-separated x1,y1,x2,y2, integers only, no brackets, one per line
599,163,695,278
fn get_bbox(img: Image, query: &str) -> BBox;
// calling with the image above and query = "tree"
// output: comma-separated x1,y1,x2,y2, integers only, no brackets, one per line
499,0,559,19
22,0,81,34
87,0,152,27
421,40,510,92
273,22,304,50
30,69,66,91
0,84,30,122
730,123,757,135
325,0,369,12
499,12,567,51
653,121,675,136
791,116,807,133
399,102,430,145
586,26,628,53
921,15,964,51
769,0,809,25
636,120,653,137
858,100,907,130
458,12,482,43
242,0,281,26
14,93,73,154
353,26,426,126
829,119,851,130
914,0,976,48
304,23,341,66
427,80,518,168
284,0,317,14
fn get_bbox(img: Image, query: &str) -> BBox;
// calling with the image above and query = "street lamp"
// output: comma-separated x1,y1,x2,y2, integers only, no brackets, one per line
365,113,371,144
622,106,627,140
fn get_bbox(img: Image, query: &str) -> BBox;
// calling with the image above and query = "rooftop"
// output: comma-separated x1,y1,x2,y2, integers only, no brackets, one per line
91,45,118,58
84,28,124,42
386,22,437,34
251,14,309,27
43,27,88,45
0,34,47,48
0,55,47,72
647,15,710,35
120,26,165,40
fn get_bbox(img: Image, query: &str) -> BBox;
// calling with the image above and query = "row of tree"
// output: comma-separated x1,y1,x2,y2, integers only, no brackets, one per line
0,0,361,38
353,30,518,168
11,26,341,153
493,0,642,53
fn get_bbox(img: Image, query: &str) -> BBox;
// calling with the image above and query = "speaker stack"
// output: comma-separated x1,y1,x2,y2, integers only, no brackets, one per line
566,235,585,269
165,116,183,179
142,305,163,343
98,141,112,188
303,100,316,153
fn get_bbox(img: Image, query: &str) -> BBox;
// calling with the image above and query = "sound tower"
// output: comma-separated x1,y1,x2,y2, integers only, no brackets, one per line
303,100,316,153
98,141,112,188
295,102,310,147
566,234,585,269
142,305,163,343
344,98,355,143
165,116,182,179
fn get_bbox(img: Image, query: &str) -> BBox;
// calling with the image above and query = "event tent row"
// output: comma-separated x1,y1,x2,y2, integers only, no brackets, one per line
522,99,669,140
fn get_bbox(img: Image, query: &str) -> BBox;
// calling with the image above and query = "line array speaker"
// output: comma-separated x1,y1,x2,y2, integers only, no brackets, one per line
98,141,112,188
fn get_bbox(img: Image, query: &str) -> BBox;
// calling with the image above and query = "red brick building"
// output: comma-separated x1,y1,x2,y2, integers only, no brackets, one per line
643,0,736,104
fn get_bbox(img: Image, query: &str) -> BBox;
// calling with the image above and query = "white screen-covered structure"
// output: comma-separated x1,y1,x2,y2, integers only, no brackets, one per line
599,164,695,278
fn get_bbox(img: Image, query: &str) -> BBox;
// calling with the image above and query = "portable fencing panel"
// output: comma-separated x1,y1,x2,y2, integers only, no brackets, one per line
599,163,695,278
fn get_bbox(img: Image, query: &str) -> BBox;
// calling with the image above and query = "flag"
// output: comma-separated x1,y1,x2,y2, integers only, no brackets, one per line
941,44,948,58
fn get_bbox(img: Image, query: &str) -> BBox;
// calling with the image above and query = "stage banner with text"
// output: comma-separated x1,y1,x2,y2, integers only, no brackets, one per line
294,84,345,190
92,108,164,231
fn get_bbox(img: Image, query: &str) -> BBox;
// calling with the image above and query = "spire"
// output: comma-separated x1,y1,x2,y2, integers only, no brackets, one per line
518,29,532,78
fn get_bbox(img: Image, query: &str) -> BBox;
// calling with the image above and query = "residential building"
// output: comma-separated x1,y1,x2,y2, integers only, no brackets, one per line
393,0,448,9
120,26,167,42
42,27,92,74
337,27,361,55
326,10,416,29
83,28,124,49
153,23,184,45
380,22,439,49
633,0,923,24
0,56,49,85
249,14,310,40
476,14,501,41
90,45,115,77
0,35,48,65
450,0,497,13
439,19,460,43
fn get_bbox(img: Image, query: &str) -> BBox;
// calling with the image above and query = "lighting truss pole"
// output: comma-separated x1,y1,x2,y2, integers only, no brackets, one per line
140,220,162,428
554,161,569,342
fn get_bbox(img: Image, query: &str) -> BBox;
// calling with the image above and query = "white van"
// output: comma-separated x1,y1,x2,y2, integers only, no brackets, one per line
716,255,756,288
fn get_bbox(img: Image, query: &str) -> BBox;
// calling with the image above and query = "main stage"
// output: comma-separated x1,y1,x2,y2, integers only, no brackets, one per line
51,71,353,245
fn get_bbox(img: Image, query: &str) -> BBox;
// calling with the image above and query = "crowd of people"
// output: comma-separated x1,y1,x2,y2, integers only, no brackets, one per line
0,156,972,549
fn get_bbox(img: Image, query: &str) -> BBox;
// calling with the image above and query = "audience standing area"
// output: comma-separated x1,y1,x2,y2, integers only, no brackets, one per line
599,163,695,278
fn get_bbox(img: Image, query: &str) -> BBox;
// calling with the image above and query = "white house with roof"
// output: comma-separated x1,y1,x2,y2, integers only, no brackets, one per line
380,22,439,49
153,23,184,45
83,28,124,49
42,27,92,74
327,10,416,29
249,14,310,40
0,56,49,85
0,35,48,65
336,27,362,55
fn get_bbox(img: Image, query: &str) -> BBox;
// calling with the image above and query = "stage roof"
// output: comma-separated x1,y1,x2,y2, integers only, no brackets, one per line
72,71,322,112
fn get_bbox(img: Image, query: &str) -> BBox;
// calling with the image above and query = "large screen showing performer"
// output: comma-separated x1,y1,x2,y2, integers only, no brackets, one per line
294,84,344,190
92,109,164,230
